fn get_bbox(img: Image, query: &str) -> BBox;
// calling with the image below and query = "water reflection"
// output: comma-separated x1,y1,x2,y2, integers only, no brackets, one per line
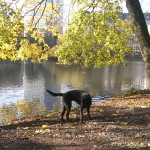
0,60,149,124
0,99,46,125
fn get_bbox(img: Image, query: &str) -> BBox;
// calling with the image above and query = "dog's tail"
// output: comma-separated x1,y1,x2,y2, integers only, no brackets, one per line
46,90,64,97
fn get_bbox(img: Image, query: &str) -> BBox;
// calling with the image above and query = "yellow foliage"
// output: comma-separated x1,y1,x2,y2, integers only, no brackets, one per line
42,125,50,129
134,133,142,138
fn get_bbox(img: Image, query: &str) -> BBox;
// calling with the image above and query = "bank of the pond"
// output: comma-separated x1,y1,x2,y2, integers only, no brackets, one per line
0,94,150,150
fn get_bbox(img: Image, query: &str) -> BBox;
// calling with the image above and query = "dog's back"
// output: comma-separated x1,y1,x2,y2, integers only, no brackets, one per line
63,90,92,105
46,89,92,105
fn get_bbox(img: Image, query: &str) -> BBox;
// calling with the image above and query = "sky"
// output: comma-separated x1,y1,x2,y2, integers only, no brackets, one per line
122,0,150,13
63,0,150,14
5,0,150,13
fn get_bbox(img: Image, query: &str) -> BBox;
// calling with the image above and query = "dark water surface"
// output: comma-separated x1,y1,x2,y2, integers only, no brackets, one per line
0,60,149,124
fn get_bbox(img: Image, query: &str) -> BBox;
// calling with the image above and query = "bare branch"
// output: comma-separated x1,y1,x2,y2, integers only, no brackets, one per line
22,0,62,29
23,0,45,17
34,0,47,28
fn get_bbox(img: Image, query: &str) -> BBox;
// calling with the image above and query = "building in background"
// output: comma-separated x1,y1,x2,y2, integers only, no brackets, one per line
122,13,150,54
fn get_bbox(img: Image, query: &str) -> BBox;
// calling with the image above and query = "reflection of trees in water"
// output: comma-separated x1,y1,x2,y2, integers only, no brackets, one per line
43,61,150,96
0,61,23,85
0,99,46,125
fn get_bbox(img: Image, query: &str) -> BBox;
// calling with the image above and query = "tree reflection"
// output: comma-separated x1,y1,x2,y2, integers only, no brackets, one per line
0,99,46,125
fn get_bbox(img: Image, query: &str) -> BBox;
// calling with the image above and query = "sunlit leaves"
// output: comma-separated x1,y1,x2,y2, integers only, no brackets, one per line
0,0,133,66
56,0,133,68
0,1,56,62
0,2,24,60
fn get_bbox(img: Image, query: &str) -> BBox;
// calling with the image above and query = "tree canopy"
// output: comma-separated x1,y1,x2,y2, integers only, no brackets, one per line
0,0,133,67
56,0,133,67
0,1,24,60
0,0,57,62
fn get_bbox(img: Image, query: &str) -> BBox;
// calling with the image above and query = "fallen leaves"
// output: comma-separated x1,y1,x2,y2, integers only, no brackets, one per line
134,133,143,138
42,124,51,129
112,113,119,116
99,127,105,132
121,121,128,125
23,127,29,130
34,124,52,134
35,129,51,134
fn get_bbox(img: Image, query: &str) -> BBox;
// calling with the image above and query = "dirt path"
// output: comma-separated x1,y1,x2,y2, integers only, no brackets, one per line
0,94,150,150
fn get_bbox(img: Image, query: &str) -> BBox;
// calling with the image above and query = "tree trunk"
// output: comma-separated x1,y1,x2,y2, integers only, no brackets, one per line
126,0,150,77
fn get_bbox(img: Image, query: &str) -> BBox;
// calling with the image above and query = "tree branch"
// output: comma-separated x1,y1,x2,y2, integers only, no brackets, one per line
34,0,47,28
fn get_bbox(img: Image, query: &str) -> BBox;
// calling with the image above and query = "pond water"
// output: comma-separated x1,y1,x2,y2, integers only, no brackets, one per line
0,59,149,124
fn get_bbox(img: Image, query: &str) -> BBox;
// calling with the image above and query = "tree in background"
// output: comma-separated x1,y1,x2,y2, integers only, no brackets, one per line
0,0,61,62
0,1,24,60
56,0,133,67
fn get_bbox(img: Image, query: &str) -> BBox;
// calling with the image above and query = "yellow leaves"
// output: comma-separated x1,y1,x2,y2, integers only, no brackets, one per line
0,1,25,61
46,113,53,118
134,133,143,138
21,134,30,139
0,1,55,62
148,124,150,128
46,3,53,13
23,127,29,130
112,113,118,116
72,113,78,119
99,110,104,113
140,106,147,108
18,41,44,61
1,43,12,50
41,53,49,60
121,122,128,125
42,125,51,129
31,29,44,42
35,124,51,134
55,0,133,68
35,129,51,134
0,51,7,59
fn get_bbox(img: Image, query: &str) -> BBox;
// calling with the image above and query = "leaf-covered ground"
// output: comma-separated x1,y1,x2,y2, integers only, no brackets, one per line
0,94,150,150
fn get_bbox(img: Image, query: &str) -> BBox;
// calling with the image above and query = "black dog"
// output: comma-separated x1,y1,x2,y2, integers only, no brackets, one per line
46,90,92,122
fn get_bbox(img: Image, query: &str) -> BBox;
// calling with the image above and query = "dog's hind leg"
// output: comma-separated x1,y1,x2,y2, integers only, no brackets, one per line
61,106,66,121
66,106,71,122
64,102,71,122
87,107,91,120
80,106,84,123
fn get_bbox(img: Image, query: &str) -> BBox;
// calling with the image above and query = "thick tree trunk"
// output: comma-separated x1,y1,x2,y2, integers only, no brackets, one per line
126,0,150,77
